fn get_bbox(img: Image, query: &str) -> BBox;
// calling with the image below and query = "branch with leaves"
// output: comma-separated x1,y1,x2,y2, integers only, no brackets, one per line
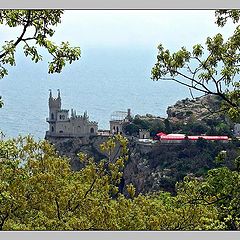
0,10,80,77
152,10,240,122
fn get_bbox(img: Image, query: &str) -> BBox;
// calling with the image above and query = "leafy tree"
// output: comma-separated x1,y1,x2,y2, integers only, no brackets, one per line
0,10,81,107
123,123,139,136
151,11,240,230
0,134,129,230
163,119,172,133
176,165,240,230
151,10,240,122
132,117,149,130
0,134,228,230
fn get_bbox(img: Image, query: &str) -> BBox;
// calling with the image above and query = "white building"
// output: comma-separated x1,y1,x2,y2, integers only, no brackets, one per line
46,90,98,138
139,129,150,139
109,109,131,135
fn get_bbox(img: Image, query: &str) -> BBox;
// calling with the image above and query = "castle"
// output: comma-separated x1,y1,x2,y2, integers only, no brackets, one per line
46,90,98,138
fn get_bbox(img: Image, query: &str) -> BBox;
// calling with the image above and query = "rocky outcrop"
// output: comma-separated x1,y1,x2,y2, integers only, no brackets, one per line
167,95,224,123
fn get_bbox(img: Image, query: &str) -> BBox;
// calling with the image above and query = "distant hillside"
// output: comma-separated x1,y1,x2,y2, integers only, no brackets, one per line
124,95,234,137
167,95,226,123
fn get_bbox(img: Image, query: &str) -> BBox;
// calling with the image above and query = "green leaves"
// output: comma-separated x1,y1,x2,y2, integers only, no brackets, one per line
193,44,204,58
0,10,81,108
1,41,16,67
0,10,80,78
0,135,239,230
47,41,81,74
152,10,240,122
23,45,42,63
215,10,240,27
152,45,191,80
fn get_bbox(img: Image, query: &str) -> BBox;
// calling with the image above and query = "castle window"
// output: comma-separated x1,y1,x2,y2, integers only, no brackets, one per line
51,113,54,120
51,126,54,132
59,115,62,120
90,127,94,134
62,115,65,120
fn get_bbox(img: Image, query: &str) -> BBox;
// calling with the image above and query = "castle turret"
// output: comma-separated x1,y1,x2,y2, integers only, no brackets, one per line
127,108,131,120
48,89,61,120
47,89,62,134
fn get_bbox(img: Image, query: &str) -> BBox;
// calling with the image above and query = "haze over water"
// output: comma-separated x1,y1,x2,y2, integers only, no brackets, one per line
0,11,236,139
0,46,191,139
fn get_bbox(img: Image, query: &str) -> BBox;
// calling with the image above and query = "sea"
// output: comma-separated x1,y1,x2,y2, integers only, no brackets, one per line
0,46,192,139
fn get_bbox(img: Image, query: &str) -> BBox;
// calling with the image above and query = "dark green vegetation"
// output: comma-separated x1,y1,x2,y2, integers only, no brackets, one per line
123,95,233,137
136,139,240,194
124,114,233,137
0,135,239,230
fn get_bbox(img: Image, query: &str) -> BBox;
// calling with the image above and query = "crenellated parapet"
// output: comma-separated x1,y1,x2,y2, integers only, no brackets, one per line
49,89,61,109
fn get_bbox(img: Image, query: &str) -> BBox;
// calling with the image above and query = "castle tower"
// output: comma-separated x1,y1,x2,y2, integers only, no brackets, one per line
47,89,61,134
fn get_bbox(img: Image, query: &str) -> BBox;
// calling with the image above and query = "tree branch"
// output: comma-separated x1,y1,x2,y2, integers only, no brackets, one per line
0,10,31,59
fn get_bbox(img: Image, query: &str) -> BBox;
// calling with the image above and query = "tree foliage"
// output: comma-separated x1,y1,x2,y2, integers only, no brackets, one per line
150,10,240,231
151,10,240,122
0,10,80,106
1,135,238,230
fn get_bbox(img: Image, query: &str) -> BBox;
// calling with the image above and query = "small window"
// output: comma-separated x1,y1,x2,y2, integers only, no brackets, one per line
59,115,62,120
90,127,94,134
51,126,54,132
51,113,54,120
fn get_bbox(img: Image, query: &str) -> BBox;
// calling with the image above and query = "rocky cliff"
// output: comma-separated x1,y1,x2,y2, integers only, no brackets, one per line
46,95,238,195
167,95,225,123
46,134,239,195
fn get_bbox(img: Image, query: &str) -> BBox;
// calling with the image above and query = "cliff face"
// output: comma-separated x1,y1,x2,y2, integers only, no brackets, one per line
167,95,224,123
45,95,238,195
46,135,109,170
47,135,239,195
47,135,175,194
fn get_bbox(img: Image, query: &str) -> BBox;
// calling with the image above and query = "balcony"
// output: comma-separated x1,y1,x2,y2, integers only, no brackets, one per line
46,118,56,123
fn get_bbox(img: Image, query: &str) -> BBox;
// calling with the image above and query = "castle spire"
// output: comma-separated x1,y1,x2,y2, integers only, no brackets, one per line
49,89,52,99
57,89,61,99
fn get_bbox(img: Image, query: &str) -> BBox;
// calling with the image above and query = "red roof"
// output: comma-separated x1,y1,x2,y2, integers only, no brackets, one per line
156,132,229,141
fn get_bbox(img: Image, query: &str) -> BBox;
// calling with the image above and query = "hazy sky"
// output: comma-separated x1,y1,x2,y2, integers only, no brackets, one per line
52,10,236,50
0,10,236,52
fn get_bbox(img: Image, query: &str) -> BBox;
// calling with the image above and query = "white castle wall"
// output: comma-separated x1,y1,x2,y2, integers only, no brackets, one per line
46,90,98,138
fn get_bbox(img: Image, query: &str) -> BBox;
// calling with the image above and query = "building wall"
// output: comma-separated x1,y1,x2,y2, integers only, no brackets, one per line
53,117,98,136
56,110,69,122
47,90,98,138
139,130,150,139
110,120,124,134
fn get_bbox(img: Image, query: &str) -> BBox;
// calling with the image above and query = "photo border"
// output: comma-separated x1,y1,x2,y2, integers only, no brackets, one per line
0,0,239,9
